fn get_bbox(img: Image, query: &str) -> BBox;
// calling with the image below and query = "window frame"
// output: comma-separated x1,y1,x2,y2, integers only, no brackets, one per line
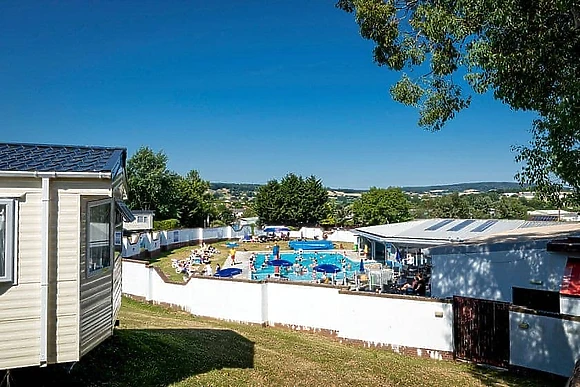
0,198,18,284
86,198,113,278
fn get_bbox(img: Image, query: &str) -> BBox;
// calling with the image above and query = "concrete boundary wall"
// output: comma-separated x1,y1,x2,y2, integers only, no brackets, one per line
122,259,453,359
122,258,579,378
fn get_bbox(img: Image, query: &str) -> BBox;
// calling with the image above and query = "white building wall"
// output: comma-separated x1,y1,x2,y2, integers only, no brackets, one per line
510,312,580,377
337,294,453,354
431,248,569,303
561,296,580,317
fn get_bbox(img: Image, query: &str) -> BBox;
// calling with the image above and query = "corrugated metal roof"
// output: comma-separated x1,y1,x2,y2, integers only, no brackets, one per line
353,218,568,247
0,142,126,173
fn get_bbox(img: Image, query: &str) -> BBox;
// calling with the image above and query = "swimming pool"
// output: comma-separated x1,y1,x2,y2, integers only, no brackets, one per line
250,251,359,282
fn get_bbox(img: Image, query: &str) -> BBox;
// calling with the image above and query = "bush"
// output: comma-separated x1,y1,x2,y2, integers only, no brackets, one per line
154,219,180,230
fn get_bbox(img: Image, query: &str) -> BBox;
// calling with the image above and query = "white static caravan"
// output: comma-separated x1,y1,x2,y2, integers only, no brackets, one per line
425,223,580,316
0,143,135,370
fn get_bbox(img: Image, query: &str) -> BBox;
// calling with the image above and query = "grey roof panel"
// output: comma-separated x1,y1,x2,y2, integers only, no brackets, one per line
0,142,126,173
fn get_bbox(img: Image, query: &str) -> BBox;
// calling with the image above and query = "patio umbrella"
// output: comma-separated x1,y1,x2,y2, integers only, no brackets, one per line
267,259,293,267
263,226,290,233
214,267,242,278
313,264,341,274
359,259,365,273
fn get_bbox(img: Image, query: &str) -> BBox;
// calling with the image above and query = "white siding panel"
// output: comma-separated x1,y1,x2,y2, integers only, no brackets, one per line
18,193,43,284
56,193,80,281
0,318,40,370
0,282,41,321
55,314,79,363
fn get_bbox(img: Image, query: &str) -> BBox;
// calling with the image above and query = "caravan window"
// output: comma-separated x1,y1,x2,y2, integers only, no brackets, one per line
0,199,17,283
87,200,112,277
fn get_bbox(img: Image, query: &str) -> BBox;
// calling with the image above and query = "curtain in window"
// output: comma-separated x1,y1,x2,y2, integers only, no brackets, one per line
561,258,580,296
88,202,111,275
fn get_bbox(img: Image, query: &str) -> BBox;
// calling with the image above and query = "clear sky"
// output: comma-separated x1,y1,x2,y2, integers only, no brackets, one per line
0,1,536,190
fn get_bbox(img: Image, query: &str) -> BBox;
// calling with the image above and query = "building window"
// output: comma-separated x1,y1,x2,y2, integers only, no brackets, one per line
0,199,17,283
561,258,580,296
512,287,560,313
87,200,112,276
143,216,148,223
137,216,144,223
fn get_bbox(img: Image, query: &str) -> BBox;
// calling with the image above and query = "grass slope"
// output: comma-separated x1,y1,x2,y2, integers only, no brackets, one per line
9,297,564,387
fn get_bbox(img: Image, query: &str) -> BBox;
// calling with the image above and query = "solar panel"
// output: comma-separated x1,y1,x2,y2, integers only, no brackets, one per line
470,220,498,232
447,219,476,232
115,199,136,222
425,219,454,231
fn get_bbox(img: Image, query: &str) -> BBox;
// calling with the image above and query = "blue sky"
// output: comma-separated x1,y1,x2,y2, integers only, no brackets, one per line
0,1,536,189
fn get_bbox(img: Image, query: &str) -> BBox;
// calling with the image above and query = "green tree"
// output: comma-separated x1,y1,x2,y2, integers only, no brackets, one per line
177,170,213,228
352,187,412,226
126,147,179,220
253,174,329,226
337,0,580,202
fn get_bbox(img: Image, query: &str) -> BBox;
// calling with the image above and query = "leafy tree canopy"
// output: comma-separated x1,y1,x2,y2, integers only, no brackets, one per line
253,173,329,227
352,187,412,225
126,147,179,220
337,0,580,204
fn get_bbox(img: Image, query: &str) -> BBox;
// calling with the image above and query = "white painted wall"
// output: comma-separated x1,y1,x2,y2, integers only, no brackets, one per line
267,283,342,331
328,230,357,243
122,260,453,353
187,278,264,324
561,296,580,317
431,248,569,303
337,294,453,354
122,259,580,377
510,312,580,377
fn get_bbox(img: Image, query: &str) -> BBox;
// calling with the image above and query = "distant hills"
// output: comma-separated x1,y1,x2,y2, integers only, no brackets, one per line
210,181,529,194
400,181,528,193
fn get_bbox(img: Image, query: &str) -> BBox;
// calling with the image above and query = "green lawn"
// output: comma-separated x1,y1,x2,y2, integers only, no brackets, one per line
147,240,355,283
10,297,565,387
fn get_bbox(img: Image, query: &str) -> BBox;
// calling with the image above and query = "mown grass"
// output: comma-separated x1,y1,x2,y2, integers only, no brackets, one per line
11,297,565,387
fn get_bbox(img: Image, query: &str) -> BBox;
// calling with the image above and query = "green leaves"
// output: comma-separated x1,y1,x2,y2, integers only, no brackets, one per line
339,0,580,201
253,174,329,227
352,187,412,226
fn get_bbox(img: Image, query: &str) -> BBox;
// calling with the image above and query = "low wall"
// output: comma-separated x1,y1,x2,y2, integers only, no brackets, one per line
122,259,453,355
337,291,453,356
510,310,580,377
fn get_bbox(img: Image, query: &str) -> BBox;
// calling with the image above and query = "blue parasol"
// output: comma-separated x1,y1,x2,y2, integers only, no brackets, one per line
214,267,242,278
314,264,341,274
395,249,402,262
268,259,293,267
263,226,290,233
359,259,365,272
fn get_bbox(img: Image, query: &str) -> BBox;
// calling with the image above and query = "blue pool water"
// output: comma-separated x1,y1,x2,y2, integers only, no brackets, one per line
251,251,359,282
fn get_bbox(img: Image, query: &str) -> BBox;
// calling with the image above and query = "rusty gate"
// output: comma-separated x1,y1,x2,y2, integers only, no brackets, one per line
453,296,510,368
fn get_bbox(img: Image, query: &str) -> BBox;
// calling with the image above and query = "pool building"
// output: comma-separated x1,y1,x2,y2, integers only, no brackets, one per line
351,218,563,266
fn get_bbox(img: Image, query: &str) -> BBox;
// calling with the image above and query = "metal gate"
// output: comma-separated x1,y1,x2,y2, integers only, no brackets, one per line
453,296,510,368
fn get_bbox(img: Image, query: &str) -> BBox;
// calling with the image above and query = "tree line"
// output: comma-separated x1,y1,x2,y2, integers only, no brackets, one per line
125,147,234,229
126,146,566,230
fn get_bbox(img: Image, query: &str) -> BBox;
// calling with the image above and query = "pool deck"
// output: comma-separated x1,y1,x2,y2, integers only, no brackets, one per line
221,248,368,281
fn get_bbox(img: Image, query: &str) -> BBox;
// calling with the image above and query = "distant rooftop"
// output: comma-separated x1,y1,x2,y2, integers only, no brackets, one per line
0,142,126,174
353,218,567,248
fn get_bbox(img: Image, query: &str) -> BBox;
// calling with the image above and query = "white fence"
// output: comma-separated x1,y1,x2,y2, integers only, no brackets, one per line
122,259,454,356
122,225,254,258
122,225,357,259
122,258,580,377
